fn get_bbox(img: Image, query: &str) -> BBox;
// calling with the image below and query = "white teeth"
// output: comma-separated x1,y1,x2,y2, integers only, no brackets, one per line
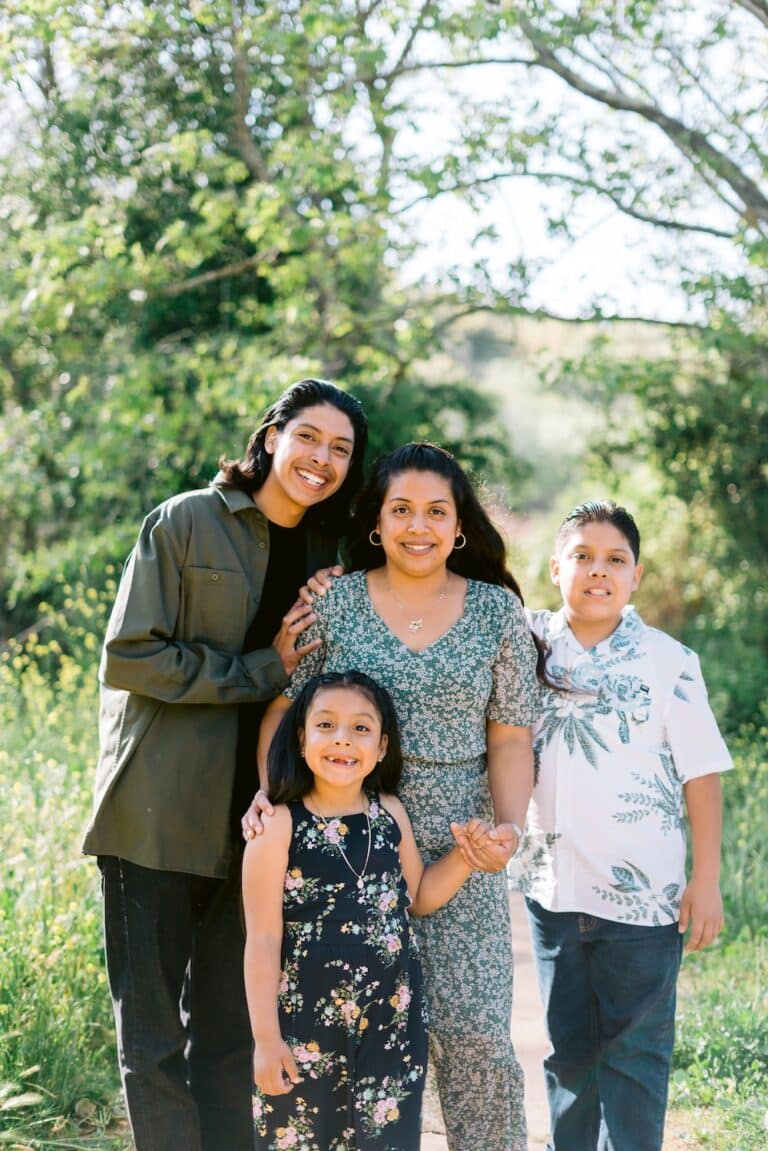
403,543,431,552
297,469,326,488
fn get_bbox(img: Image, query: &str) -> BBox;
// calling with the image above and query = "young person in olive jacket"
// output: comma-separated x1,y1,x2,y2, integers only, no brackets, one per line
83,379,367,1151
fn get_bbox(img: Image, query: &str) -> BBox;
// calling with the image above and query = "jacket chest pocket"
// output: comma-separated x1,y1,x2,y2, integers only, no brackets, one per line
180,566,249,650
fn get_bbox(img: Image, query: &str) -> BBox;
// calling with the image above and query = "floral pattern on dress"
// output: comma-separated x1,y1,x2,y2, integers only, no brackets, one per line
284,572,540,1151
253,797,427,1151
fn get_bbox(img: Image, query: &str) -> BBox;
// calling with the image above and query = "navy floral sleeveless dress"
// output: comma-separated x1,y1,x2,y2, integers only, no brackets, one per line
252,796,427,1151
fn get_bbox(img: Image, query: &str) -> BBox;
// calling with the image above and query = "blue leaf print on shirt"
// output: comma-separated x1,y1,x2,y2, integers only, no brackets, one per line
673,669,695,703
541,659,649,764
610,861,652,893
614,753,685,834
536,690,609,769
592,864,681,923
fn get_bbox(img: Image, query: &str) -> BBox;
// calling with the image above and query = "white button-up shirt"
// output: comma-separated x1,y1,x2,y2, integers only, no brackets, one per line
510,607,733,926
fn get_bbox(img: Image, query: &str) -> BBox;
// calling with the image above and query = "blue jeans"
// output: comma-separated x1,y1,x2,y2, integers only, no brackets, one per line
526,898,683,1151
100,855,253,1151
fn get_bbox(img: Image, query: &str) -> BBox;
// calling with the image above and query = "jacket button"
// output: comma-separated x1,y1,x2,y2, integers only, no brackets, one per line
211,572,220,581
259,541,266,549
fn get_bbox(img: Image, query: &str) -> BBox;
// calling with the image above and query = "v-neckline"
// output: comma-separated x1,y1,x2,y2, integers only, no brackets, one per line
362,571,474,655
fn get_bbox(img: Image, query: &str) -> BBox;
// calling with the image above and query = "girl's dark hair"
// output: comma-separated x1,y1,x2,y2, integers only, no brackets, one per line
556,499,641,562
346,441,549,682
217,378,368,534
267,671,403,804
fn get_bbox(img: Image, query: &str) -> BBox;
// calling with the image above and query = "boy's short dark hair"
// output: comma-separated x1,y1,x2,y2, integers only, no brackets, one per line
556,499,641,562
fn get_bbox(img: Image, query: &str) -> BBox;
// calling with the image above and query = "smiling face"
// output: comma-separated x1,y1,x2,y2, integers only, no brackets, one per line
551,519,643,648
300,686,387,804
377,469,461,580
259,402,355,523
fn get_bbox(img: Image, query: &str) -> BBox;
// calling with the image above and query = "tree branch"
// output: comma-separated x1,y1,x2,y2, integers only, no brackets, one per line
384,1,438,80
396,170,738,239
393,54,534,77
521,23,768,224
431,301,707,336
154,251,281,297
229,26,268,181
735,0,768,29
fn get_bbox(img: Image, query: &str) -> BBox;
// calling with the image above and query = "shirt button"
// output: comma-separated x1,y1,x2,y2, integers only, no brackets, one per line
211,572,220,581
259,541,266,549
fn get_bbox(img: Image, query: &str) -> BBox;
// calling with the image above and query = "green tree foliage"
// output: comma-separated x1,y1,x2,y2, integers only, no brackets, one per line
1,0,765,716
0,1,527,633
552,313,767,730
393,0,764,730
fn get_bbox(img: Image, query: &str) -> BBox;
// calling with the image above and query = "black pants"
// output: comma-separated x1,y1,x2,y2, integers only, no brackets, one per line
100,855,253,1151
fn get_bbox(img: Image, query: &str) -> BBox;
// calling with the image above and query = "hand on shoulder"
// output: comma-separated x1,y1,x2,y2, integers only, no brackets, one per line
244,803,292,859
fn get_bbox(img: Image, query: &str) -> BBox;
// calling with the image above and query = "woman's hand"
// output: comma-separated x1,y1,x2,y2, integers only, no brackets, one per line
253,1037,302,1096
451,820,520,873
297,564,344,605
242,789,275,841
272,599,318,676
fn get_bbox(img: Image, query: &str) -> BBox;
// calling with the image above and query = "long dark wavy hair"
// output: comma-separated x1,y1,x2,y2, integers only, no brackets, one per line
267,671,403,805
217,378,368,535
346,441,550,682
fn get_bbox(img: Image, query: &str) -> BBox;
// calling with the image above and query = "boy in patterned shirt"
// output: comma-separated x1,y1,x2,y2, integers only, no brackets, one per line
512,499,733,1151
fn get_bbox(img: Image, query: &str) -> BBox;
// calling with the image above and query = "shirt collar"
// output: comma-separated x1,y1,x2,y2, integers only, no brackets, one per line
550,604,643,652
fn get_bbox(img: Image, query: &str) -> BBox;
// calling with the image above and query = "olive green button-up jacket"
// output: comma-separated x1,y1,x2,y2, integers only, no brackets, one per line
82,482,338,877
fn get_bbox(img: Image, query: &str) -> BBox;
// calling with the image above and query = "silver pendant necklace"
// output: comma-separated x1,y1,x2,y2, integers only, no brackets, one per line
386,576,449,633
309,801,372,889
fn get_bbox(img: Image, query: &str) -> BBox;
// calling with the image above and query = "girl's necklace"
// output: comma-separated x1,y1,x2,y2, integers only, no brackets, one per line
386,575,449,633
309,801,372,890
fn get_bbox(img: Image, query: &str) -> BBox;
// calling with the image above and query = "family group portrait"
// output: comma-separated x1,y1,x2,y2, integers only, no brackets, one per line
1,3,766,1151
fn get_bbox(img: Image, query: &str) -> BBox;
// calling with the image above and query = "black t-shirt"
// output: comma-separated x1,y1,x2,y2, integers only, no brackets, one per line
230,520,308,837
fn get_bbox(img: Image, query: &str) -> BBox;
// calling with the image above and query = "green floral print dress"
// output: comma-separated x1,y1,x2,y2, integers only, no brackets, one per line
252,797,427,1151
286,572,541,1151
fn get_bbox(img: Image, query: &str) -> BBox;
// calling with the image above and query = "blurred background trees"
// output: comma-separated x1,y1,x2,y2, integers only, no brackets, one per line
1,0,765,729
1,8,766,1142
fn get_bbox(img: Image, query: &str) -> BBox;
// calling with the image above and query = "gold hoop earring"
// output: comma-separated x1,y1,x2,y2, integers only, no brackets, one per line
453,532,467,551
369,529,382,547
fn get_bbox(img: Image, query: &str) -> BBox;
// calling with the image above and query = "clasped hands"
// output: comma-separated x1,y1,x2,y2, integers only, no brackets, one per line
450,818,521,872
243,791,519,874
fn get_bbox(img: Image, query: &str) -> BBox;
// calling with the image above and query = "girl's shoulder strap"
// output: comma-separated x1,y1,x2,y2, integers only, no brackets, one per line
375,791,406,840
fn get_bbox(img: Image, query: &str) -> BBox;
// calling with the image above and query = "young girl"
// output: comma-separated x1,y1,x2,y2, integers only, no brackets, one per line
242,669,482,1151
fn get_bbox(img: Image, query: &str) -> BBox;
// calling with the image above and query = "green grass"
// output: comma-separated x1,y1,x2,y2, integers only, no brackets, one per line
0,586,124,1147
668,726,768,1148
0,583,766,1148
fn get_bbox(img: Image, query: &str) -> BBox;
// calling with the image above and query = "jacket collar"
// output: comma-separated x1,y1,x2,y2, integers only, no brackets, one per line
211,475,265,518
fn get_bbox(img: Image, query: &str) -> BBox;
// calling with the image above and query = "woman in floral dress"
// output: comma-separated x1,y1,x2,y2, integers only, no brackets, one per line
250,443,542,1151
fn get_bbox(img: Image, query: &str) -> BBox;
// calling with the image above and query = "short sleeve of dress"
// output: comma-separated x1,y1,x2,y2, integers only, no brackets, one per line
664,647,733,783
487,590,542,727
284,588,332,699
